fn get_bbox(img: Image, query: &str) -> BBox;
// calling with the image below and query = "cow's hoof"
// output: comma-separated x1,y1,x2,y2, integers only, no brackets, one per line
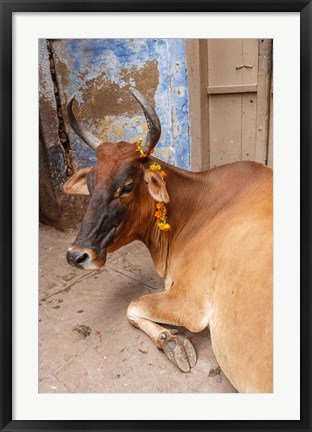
163,334,197,373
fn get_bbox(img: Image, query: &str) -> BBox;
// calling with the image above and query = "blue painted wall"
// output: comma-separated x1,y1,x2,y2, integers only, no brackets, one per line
52,39,191,170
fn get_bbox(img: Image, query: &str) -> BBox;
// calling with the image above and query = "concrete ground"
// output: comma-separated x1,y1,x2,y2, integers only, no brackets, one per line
39,224,236,393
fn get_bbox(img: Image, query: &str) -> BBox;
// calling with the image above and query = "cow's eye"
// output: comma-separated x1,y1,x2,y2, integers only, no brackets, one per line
121,183,134,194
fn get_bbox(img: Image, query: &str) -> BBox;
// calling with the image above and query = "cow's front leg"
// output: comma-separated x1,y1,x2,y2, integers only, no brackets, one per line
127,291,198,372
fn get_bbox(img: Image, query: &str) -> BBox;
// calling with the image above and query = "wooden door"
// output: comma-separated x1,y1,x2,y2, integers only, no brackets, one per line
186,39,273,170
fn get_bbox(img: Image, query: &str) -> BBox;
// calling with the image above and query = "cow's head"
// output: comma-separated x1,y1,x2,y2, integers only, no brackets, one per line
64,88,169,270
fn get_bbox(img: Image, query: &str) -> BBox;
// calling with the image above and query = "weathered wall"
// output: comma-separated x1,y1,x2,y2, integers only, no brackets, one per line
51,38,191,170
39,39,90,230
39,38,191,228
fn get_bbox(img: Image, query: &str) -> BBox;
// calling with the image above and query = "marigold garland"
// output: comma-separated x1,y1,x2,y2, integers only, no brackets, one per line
136,138,154,158
136,140,171,232
154,202,171,231
149,162,171,231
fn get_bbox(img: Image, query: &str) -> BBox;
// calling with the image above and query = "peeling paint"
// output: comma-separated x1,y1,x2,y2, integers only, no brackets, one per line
51,39,191,170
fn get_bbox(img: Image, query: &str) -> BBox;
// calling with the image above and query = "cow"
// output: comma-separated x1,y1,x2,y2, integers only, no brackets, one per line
63,87,273,393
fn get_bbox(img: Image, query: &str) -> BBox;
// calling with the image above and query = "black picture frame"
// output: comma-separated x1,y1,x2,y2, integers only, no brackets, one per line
1,1,311,431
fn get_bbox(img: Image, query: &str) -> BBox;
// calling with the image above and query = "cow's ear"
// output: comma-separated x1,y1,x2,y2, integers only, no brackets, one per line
144,170,170,203
62,167,92,195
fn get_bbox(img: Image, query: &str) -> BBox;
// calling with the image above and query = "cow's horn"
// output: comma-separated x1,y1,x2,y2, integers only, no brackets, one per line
66,94,102,151
129,87,161,153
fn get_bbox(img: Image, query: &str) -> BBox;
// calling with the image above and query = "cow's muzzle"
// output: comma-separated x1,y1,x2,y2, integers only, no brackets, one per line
66,246,106,270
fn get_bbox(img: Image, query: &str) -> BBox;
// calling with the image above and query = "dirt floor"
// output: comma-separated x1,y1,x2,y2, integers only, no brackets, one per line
39,224,236,393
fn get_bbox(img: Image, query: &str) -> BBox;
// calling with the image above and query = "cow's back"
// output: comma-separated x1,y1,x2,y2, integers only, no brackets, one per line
170,162,273,392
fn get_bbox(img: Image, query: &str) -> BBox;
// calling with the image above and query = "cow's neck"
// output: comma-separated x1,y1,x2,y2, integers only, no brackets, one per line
140,157,207,280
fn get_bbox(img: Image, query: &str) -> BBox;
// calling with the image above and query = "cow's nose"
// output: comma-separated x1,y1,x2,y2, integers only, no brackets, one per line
66,249,90,268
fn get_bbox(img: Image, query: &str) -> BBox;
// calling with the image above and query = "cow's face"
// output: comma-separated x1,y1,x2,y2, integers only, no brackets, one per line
64,141,169,270
63,87,167,270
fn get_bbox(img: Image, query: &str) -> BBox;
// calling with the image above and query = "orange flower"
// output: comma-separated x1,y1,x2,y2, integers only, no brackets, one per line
155,211,162,219
157,222,171,231
150,162,162,172
162,223,171,231
136,138,148,158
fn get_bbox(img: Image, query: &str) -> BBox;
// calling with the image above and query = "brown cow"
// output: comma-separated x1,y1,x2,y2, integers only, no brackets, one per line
64,87,273,393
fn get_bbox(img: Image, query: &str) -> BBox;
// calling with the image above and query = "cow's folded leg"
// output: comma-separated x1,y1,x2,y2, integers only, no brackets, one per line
127,293,198,372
